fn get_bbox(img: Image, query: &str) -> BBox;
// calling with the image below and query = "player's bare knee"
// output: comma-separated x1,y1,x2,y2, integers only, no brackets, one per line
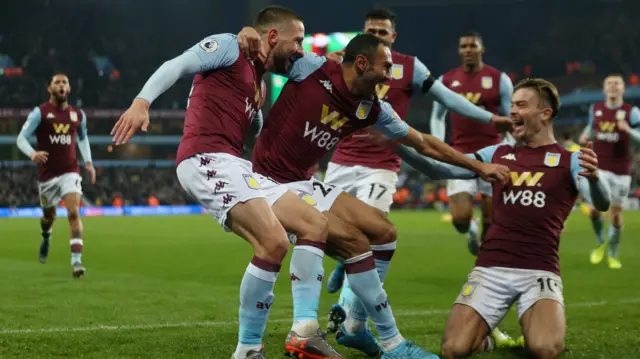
441,337,474,359
67,207,80,222
589,208,601,219
342,228,370,258
258,230,290,264
370,219,397,246
528,340,564,359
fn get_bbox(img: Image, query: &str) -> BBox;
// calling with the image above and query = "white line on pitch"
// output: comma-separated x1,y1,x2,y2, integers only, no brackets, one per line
1,297,637,335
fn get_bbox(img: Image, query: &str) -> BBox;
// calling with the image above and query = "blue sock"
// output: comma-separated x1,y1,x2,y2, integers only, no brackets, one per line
608,225,622,258
339,242,397,333
591,215,605,244
290,240,325,336
344,252,404,351
235,256,280,357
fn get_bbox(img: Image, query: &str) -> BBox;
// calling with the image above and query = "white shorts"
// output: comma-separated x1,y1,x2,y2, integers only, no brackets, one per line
446,178,492,197
597,170,631,207
176,153,287,231
38,172,82,208
259,176,343,213
325,162,397,213
454,266,564,330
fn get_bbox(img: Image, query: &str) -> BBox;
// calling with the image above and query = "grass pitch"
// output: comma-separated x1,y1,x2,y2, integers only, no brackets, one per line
0,211,639,358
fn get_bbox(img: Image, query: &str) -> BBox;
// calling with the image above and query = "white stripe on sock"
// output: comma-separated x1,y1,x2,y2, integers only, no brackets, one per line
370,242,397,251
344,251,373,264
70,238,83,246
246,263,279,283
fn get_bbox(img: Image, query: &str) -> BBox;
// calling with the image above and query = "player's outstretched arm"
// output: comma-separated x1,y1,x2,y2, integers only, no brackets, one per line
16,107,48,164
579,105,595,144
573,143,611,212
394,145,477,180
412,58,512,132
429,75,448,141
374,101,509,183
112,34,240,145
76,110,96,184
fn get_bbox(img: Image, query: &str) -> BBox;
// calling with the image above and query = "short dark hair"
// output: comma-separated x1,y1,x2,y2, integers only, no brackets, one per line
460,31,483,45
254,6,302,33
343,34,386,64
365,8,396,29
514,78,561,118
605,73,625,82
49,73,68,86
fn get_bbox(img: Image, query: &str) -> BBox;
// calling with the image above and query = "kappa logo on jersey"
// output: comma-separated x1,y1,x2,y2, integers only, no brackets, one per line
510,172,544,187
320,80,333,93
460,92,482,105
616,110,627,121
481,76,493,89
598,121,616,133
451,80,461,88
595,110,603,117
355,101,373,120
46,113,55,119
70,111,78,122
199,39,218,53
242,174,260,190
544,152,561,168
375,84,390,99
391,64,403,80
501,153,516,161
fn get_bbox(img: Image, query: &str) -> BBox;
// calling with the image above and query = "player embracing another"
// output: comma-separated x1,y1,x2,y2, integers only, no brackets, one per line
395,78,611,359
16,73,96,278
579,74,640,269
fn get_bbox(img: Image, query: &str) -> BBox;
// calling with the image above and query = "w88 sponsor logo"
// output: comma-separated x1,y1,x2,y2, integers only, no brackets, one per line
502,171,546,208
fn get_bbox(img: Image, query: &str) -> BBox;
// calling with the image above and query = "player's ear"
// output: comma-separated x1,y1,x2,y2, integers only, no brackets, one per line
356,54,369,72
267,28,279,47
392,32,397,43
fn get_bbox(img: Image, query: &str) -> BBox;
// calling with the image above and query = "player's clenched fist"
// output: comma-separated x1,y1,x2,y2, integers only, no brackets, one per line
111,98,150,145
29,151,49,164
476,162,510,184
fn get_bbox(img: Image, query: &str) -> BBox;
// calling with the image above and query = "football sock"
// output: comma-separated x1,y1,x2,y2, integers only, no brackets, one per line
608,224,622,258
290,240,325,336
235,256,280,358
339,242,396,334
344,252,404,351
591,215,605,244
70,238,83,265
41,217,53,238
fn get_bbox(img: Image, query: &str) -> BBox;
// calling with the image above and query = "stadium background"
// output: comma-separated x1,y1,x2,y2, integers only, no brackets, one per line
1,1,640,358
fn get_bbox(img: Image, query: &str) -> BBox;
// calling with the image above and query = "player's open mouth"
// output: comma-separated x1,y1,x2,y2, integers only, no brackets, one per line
513,119,524,132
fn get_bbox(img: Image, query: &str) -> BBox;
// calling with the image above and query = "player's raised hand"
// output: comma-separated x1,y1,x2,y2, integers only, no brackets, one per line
85,162,96,184
29,151,48,164
111,98,150,146
578,142,599,180
477,162,510,184
237,27,265,60
490,115,514,133
327,50,345,64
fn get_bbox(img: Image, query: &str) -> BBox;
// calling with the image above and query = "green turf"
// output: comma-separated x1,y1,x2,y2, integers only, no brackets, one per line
0,211,639,358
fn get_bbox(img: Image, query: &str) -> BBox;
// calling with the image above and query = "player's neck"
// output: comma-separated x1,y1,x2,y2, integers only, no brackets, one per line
49,98,68,110
462,61,483,73
605,97,623,108
524,127,556,147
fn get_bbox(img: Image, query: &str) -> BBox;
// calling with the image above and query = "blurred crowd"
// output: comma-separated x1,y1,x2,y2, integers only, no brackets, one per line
2,156,640,208
0,166,194,208
1,0,639,109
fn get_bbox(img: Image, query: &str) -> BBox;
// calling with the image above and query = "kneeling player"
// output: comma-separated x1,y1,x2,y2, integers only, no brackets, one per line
396,78,611,359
